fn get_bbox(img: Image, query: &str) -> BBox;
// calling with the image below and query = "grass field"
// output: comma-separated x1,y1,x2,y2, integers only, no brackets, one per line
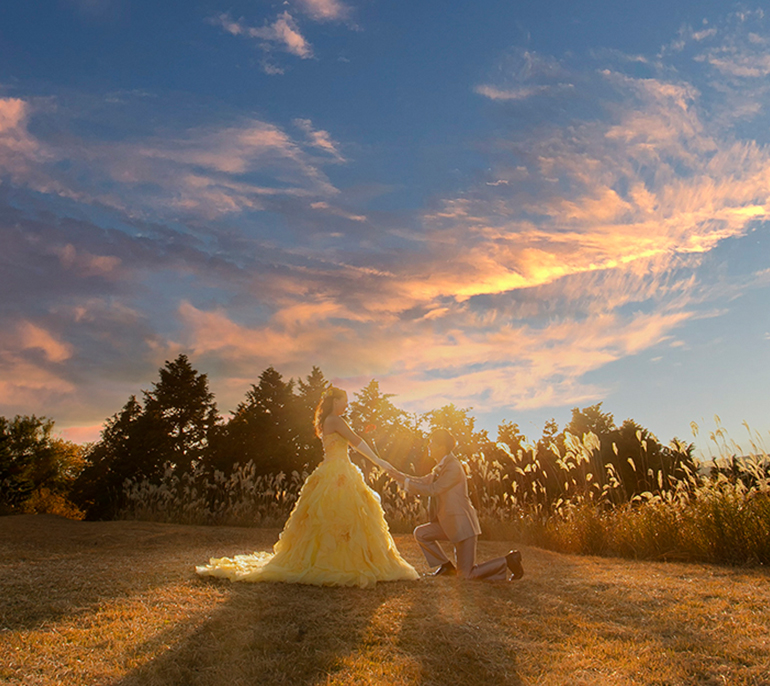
1,515,769,686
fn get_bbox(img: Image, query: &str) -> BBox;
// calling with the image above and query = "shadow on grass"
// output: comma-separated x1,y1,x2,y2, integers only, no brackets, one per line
104,540,567,685
111,557,533,686
112,578,406,685
394,578,525,686
109,546,770,685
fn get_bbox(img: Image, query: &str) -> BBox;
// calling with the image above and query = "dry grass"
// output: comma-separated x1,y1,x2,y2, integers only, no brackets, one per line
115,428,770,566
2,515,770,686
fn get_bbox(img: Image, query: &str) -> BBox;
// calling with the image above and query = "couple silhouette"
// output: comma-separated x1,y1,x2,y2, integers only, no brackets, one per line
197,386,524,587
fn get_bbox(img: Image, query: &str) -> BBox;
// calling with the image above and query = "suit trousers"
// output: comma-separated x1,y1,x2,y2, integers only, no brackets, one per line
414,521,508,581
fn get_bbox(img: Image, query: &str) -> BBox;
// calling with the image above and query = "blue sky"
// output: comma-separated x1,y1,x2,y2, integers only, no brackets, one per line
1,1,769,455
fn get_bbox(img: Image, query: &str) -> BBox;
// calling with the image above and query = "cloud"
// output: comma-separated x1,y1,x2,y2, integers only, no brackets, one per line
109,119,344,218
0,97,63,192
170,266,697,417
0,101,345,220
211,0,355,73
293,118,345,160
310,201,366,222
0,98,38,156
13,321,73,364
294,0,351,22
261,60,286,76
444,37,770,316
269,15,770,411
474,48,573,105
114,118,343,216
475,84,573,101
699,49,770,78
660,10,770,129
57,424,102,444
213,12,313,59
0,319,76,413
690,12,770,78
52,243,122,277
382,308,693,412
3,10,770,430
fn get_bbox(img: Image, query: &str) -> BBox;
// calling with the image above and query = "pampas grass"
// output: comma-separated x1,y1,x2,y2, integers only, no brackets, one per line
118,421,770,565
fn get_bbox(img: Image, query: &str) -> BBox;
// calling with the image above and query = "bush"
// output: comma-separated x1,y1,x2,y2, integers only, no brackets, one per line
0,415,85,519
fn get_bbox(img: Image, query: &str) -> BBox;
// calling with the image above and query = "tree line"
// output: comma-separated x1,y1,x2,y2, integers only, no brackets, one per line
1,353,698,520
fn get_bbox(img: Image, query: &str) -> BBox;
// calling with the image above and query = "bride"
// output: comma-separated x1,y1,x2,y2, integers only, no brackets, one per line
196,386,419,588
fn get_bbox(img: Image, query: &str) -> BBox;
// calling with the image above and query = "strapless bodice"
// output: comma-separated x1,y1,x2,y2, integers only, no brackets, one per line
322,432,349,461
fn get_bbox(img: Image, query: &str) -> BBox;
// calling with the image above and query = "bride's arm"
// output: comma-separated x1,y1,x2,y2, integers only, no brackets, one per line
354,439,395,473
324,415,395,472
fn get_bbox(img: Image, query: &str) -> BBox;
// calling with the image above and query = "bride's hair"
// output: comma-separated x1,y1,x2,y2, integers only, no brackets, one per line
314,386,346,438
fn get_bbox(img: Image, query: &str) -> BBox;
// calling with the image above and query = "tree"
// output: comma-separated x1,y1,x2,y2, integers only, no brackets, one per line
294,366,328,469
606,419,666,495
141,353,220,474
565,403,616,438
71,396,145,518
209,367,301,475
528,418,565,505
563,404,616,494
423,404,491,459
72,355,219,518
559,405,697,501
0,415,85,516
348,380,423,473
496,420,528,459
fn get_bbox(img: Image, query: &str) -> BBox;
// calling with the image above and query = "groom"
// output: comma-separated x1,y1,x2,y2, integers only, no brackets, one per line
387,428,524,581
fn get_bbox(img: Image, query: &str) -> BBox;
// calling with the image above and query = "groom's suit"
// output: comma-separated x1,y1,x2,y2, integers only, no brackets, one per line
406,452,509,580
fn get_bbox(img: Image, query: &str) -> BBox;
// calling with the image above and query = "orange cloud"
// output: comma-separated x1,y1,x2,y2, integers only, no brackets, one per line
0,98,37,152
14,321,73,363
0,321,76,409
0,97,57,188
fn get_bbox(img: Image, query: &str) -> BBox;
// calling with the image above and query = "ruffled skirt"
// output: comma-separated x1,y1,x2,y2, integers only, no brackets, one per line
196,457,419,588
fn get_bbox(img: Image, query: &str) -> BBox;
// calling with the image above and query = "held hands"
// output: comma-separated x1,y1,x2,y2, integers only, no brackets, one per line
386,467,407,486
373,459,406,486
352,438,407,485
355,439,396,474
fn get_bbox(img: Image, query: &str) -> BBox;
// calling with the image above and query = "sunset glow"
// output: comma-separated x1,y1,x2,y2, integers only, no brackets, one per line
1,2,769,449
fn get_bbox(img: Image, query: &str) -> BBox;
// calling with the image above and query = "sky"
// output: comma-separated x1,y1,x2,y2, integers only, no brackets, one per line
1,1,769,456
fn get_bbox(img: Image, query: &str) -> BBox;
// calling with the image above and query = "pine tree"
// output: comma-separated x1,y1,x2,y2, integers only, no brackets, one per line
295,366,328,468
210,367,302,475
72,355,219,518
142,353,219,474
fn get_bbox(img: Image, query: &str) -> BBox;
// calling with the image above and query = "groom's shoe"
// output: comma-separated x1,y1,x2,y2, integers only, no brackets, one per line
506,550,524,580
427,561,456,577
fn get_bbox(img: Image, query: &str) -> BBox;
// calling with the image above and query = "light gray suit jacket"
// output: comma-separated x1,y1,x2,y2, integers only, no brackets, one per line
406,452,482,543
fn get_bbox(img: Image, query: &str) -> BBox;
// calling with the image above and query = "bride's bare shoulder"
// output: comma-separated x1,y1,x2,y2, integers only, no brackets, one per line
323,414,357,442
323,414,344,433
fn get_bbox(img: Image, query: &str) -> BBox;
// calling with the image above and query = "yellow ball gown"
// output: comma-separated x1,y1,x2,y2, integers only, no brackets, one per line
196,432,419,588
